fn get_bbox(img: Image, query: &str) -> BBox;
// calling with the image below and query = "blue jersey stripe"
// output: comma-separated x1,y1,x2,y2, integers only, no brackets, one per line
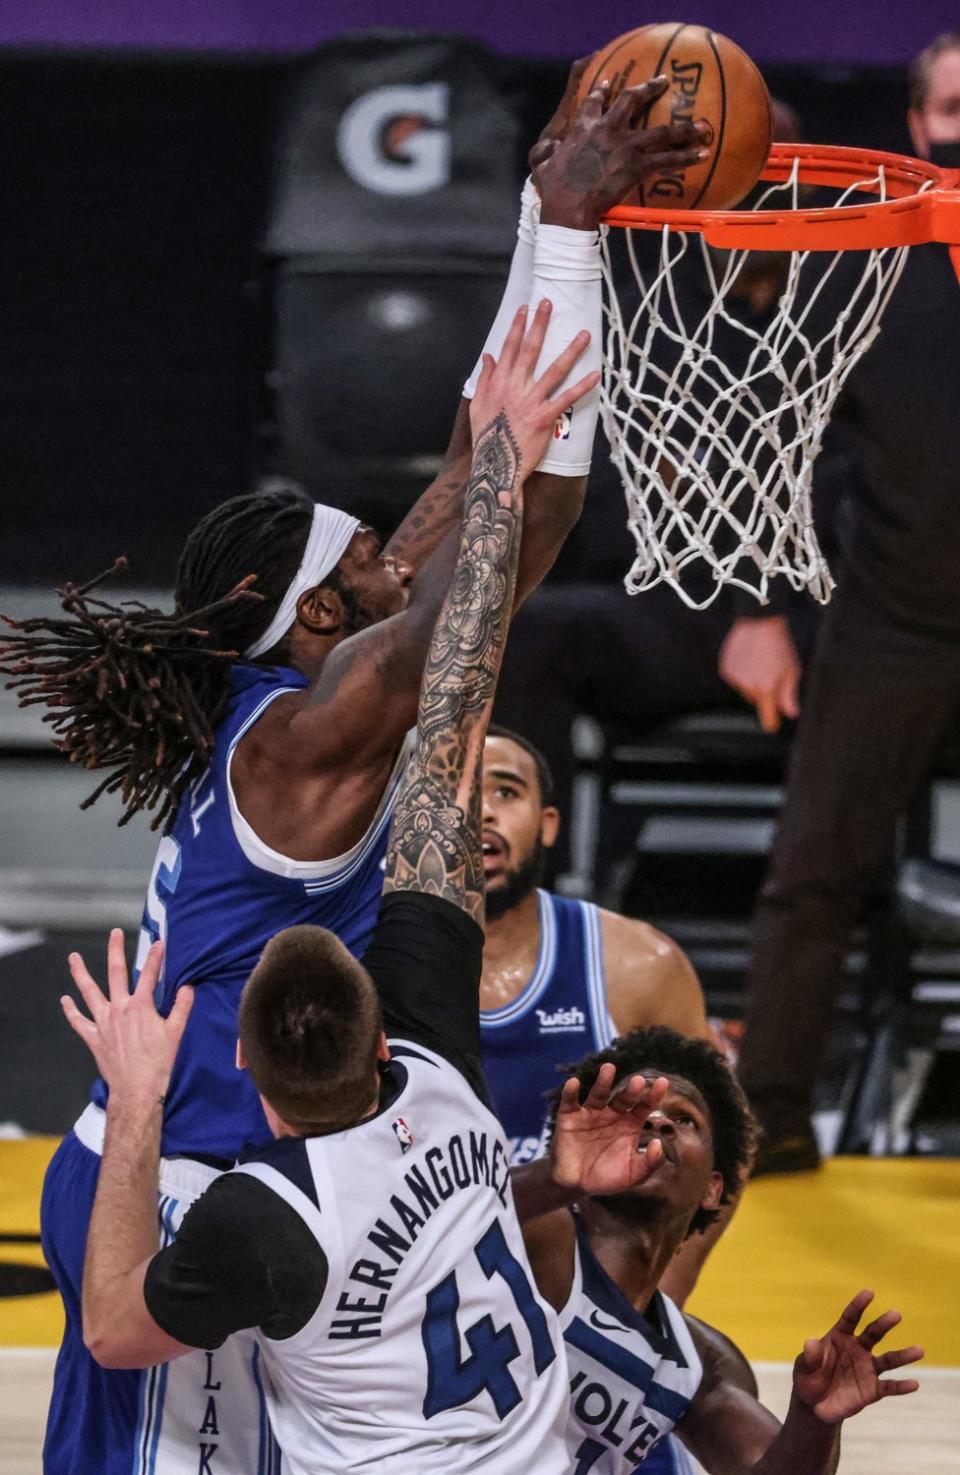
479,891,556,1028
564,1317,693,1423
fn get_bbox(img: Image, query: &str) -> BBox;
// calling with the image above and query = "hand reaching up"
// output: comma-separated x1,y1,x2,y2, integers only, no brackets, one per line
792,1290,923,1424
550,1061,671,1196
469,300,599,474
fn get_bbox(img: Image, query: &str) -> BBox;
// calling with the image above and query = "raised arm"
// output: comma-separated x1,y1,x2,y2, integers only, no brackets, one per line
386,63,709,603
677,1291,923,1475
383,303,598,922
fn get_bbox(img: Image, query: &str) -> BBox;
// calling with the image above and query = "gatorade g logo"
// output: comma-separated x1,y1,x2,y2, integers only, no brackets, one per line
337,82,451,196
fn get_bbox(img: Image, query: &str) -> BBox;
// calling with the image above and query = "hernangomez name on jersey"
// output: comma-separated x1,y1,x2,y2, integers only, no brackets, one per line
234,1038,570,1474
558,1214,702,1475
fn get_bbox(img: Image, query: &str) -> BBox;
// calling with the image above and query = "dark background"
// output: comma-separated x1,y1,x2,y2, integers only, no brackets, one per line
0,47,916,589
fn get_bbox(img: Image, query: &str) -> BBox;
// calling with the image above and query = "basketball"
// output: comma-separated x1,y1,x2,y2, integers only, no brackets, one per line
577,22,772,210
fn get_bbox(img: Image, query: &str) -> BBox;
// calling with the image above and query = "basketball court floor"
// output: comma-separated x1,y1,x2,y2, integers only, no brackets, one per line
2,1139,957,1473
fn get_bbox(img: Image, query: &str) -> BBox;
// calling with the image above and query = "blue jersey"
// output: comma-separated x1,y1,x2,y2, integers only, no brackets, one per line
480,890,616,1163
91,663,407,1160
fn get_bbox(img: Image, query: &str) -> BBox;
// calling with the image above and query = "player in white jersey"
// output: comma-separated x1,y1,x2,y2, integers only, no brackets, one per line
525,1026,925,1473
59,304,604,1471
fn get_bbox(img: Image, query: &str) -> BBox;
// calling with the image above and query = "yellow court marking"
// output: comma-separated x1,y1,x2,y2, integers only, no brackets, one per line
0,1138,63,1348
688,1157,960,1366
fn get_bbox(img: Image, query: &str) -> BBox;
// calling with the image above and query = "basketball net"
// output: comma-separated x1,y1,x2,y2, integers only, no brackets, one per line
600,156,920,609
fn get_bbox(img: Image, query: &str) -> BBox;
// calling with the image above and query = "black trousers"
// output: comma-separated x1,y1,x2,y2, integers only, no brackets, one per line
494,582,741,874
738,584,960,1137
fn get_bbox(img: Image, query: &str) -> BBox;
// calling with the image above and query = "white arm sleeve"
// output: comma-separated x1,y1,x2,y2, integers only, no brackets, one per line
531,224,603,478
462,177,540,400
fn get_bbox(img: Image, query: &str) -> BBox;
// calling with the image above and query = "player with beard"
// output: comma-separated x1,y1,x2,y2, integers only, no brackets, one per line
523,1026,923,1474
479,725,707,1167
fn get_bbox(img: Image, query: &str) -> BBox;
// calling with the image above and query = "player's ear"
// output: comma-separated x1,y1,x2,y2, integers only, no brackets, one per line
540,806,561,849
236,1038,246,1071
377,1032,390,1063
701,1169,724,1214
296,584,343,636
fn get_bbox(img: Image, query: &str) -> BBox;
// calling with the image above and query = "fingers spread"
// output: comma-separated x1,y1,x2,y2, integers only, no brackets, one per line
535,327,592,398
551,369,601,419
607,75,668,127
134,940,165,1000
859,1308,902,1350
60,994,97,1042
835,1289,874,1335
875,1345,924,1373
68,951,109,1024
557,1075,584,1114
168,984,195,1033
877,1378,920,1398
581,1061,618,1110
635,147,710,177
578,84,609,125
106,928,130,1004
635,121,712,153
800,1336,825,1373
498,305,530,371
518,298,553,374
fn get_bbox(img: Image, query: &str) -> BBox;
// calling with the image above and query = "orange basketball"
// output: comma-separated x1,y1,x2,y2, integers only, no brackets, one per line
577,22,772,210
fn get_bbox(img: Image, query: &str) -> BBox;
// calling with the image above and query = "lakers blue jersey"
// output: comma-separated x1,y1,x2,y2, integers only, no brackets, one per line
90,662,407,1160
480,890,615,1164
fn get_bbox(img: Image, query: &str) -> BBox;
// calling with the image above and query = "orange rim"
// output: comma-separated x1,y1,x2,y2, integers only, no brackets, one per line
603,143,960,255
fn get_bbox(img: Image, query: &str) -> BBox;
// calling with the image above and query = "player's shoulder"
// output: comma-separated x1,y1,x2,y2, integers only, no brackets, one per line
682,1312,757,1397
595,906,692,976
596,907,705,1037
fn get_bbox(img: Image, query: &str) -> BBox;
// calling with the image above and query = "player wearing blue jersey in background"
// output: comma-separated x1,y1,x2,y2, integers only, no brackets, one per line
525,1026,924,1474
479,725,707,1169
0,66,714,1475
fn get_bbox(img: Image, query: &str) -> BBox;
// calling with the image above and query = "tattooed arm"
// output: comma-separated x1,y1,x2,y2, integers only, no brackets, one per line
383,301,600,922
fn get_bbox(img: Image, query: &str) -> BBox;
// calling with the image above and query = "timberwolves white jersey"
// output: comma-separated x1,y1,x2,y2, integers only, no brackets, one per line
234,1039,570,1474
559,1214,702,1474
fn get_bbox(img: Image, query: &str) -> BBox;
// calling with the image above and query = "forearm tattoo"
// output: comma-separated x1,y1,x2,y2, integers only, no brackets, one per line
384,413,523,923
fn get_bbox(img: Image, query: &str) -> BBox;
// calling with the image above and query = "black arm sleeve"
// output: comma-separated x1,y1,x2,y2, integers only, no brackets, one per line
143,1174,327,1349
362,891,488,1097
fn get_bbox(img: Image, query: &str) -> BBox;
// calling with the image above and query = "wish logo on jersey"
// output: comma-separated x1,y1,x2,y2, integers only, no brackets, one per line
536,1004,587,1035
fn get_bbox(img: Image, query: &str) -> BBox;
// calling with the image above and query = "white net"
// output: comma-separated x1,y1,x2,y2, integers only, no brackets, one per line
600,159,918,608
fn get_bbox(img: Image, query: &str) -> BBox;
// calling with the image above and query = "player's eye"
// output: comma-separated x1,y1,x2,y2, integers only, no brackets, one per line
495,785,519,800
675,1111,699,1129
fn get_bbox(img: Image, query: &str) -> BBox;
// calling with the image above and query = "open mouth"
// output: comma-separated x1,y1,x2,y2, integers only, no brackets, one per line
482,831,508,879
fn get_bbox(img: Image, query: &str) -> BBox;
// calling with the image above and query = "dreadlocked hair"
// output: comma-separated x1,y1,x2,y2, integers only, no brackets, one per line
0,485,315,831
549,1025,757,1235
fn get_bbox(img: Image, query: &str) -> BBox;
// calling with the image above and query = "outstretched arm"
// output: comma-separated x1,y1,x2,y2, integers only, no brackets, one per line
382,302,598,921
61,933,195,1368
678,1291,923,1475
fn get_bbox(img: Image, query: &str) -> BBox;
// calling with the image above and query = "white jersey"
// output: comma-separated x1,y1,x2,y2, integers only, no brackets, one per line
235,1039,569,1474
558,1214,702,1474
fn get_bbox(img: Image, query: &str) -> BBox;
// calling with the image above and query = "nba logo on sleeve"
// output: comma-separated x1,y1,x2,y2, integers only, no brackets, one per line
553,409,573,441
391,1117,414,1153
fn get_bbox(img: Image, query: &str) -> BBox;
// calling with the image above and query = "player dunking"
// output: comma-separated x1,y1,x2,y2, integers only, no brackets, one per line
1,72,711,1474
62,305,601,1471
524,1027,925,1473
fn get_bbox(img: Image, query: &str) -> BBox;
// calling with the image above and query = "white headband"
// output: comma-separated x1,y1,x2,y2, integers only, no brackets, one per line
245,502,362,660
